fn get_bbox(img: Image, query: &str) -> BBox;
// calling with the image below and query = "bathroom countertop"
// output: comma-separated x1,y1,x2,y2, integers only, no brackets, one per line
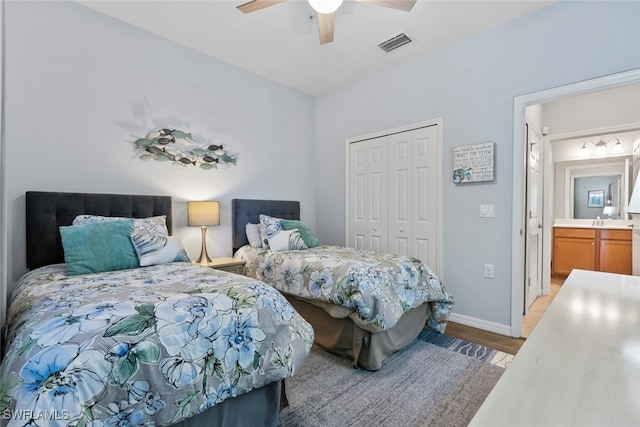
552,223,633,230
552,219,633,230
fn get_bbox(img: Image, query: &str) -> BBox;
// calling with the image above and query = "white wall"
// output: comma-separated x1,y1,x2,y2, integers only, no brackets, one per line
315,1,640,327
4,1,316,297
543,83,640,136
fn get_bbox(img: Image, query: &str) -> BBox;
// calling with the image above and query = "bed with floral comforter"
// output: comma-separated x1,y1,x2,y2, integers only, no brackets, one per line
234,245,454,334
0,262,313,427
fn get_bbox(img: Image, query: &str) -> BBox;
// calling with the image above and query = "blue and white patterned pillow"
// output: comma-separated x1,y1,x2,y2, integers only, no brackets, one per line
267,229,308,252
259,214,283,248
73,215,169,235
130,232,190,266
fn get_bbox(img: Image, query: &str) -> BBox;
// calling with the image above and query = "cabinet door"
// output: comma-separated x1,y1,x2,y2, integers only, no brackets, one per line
552,237,596,276
599,240,632,275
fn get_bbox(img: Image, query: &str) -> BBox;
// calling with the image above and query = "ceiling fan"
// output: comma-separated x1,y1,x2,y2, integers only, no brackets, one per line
237,0,417,44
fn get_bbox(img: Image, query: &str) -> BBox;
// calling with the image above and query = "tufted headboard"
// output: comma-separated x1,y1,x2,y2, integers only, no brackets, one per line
231,199,300,254
26,191,172,270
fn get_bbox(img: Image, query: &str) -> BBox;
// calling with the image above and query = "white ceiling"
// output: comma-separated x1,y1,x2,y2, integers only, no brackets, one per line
78,0,557,96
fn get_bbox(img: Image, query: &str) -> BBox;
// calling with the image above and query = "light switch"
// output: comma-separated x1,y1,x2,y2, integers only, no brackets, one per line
480,204,495,218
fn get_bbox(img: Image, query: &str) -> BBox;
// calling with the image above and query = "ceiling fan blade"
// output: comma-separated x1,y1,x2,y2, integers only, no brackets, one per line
237,0,287,14
317,12,335,45
356,0,417,12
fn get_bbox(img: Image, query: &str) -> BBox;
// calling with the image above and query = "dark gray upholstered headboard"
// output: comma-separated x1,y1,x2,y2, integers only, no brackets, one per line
26,191,172,270
231,199,300,254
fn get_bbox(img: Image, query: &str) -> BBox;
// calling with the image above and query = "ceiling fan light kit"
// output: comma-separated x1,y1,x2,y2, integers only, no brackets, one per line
237,0,417,45
308,0,343,14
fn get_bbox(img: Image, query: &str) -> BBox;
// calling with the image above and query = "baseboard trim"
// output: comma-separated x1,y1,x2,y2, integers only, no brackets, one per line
448,313,514,337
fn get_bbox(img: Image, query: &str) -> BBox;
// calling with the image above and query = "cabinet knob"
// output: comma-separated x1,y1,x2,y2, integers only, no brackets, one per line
373,227,378,231
400,228,404,232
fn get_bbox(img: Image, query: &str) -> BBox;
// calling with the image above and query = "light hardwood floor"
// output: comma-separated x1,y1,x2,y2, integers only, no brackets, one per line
444,321,525,355
522,277,563,337
444,277,564,355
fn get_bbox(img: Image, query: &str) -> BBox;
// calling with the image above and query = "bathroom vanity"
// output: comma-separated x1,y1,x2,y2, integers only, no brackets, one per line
552,222,632,276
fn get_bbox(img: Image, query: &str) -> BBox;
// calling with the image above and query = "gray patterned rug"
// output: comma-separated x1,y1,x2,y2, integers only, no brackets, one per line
279,329,513,427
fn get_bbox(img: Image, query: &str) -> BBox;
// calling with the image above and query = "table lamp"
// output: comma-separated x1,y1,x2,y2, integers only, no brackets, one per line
188,201,220,264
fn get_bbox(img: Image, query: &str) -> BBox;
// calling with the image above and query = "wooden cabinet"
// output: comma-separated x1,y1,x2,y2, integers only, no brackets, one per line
552,227,631,277
599,229,633,274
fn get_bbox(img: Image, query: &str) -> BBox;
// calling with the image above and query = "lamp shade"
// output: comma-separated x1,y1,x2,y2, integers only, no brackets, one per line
188,201,220,226
629,176,640,214
603,206,614,215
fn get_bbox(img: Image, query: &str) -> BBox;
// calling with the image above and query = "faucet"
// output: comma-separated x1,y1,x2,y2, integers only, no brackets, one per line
592,216,603,226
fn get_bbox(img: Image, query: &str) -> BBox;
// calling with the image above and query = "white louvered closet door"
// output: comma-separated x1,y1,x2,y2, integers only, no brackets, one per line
349,136,389,252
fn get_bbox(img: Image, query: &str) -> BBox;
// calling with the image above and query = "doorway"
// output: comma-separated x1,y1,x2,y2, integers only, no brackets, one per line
511,68,640,338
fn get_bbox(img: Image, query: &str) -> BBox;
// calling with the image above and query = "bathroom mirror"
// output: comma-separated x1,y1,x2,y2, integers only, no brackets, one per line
554,156,632,219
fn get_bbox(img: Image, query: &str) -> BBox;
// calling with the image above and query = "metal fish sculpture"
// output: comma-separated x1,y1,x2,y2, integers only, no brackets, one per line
133,128,238,170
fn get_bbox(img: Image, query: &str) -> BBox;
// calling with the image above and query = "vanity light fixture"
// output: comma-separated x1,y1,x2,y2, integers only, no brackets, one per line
594,140,607,155
580,137,623,156
612,138,623,154
580,142,590,156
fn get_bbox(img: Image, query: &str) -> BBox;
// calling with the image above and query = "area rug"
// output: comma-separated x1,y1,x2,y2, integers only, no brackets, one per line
279,329,513,427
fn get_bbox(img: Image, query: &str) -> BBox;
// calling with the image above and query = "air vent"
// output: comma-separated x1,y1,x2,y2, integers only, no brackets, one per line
378,33,412,53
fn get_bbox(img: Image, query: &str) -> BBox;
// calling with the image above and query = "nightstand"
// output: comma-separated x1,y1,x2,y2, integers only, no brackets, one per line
201,257,246,275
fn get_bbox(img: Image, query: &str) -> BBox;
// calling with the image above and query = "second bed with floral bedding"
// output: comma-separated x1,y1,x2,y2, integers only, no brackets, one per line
231,199,454,371
235,245,453,334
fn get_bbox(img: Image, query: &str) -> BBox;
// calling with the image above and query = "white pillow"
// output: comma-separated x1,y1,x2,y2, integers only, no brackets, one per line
130,233,190,266
267,229,308,252
245,223,263,248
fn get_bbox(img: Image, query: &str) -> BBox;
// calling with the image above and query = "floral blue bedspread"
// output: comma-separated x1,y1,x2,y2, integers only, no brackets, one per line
234,246,454,334
0,263,313,427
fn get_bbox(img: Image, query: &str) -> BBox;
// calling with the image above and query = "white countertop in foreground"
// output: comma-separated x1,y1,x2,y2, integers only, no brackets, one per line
469,269,640,427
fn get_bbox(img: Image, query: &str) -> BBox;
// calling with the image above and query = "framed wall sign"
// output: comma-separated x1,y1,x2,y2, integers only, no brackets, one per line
453,142,495,183
587,190,605,208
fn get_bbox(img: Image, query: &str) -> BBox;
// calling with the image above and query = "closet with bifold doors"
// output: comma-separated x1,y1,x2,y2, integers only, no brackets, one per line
346,120,441,275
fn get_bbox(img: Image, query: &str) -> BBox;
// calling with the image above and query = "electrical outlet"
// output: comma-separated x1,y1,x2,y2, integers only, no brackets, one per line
480,204,495,218
483,264,495,279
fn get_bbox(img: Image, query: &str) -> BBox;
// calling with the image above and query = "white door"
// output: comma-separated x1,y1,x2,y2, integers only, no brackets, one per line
525,123,544,312
349,137,389,252
388,126,438,267
632,141,640,275
388,132,411,256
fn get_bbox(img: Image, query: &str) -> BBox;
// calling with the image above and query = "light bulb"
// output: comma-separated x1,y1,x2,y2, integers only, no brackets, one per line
308,0,343,14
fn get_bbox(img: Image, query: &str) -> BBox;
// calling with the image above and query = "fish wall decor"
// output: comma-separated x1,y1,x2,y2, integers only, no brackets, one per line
133,129,238,170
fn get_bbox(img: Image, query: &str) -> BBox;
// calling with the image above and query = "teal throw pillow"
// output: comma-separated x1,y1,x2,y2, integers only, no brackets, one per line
60,218,140,276
281,219,322,248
